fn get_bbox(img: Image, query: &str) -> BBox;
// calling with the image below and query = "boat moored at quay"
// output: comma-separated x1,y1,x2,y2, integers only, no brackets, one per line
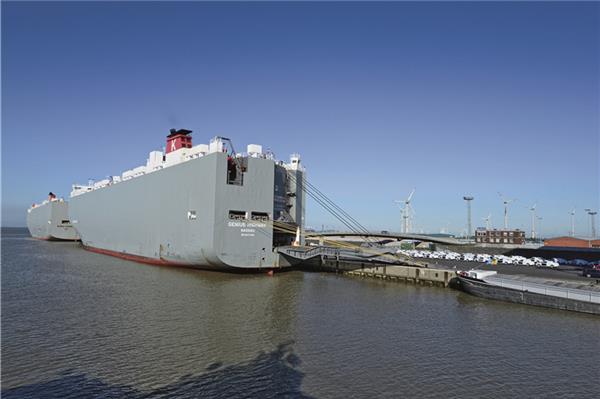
68,129,305,270
456,270,600,315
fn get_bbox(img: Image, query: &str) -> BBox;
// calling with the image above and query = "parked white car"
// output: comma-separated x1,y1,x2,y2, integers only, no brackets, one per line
462,253,475,262
397,249,562,270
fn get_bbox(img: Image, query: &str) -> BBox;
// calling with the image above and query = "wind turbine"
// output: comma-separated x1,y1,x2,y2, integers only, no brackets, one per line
393,200,404,233
482,213,492,230
498,192,516,230
569,209,576,237
394,189,415,233
404,189,415,233
440,221,451,235
529,203,537,240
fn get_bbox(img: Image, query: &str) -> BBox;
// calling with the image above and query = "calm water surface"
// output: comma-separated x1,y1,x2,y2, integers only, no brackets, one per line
2,228,599,398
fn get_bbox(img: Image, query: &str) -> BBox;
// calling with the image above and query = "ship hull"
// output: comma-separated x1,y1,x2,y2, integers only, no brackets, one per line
26,201,80,241
456,276,600,315
70,152,285,270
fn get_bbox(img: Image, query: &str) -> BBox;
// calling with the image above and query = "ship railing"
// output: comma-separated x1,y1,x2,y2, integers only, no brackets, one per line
485,277,600,304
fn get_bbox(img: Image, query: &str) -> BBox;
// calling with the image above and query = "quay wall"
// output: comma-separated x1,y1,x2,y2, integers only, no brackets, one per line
306,257,456,287
293,250,597,315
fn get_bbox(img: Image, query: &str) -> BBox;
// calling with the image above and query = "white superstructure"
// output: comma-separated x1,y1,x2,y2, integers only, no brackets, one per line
71,131,298,197
28,196,65,212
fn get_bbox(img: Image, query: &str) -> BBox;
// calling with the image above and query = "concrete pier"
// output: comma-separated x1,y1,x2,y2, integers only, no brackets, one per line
312,257,456,287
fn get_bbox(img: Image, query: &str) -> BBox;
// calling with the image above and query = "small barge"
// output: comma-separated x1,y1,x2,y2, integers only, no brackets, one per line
456,270,600,315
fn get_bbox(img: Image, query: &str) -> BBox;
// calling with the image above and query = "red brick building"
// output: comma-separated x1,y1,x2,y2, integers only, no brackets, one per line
544,237,600,248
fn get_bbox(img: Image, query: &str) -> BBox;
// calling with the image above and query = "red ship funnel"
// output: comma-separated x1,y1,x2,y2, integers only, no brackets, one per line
166,129,193,153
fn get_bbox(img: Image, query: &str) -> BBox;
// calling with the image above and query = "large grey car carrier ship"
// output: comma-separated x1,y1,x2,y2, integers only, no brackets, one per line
69,129,305,270
27,192,80,241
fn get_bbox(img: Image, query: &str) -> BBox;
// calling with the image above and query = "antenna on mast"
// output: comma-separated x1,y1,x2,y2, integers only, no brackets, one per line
569,209,576,237
586,209,597,238
463,196,474,240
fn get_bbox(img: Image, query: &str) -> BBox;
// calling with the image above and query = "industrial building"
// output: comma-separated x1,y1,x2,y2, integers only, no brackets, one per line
544,237,600,249
475,228,525,245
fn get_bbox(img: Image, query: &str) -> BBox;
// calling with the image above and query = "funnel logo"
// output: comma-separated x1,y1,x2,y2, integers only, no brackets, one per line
171,140,177,152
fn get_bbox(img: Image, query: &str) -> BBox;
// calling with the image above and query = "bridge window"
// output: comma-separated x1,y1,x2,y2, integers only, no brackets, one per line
251,212,269,222
228,210,246,220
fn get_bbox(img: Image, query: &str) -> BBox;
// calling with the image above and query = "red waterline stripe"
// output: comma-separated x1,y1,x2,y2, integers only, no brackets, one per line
83,245,189,267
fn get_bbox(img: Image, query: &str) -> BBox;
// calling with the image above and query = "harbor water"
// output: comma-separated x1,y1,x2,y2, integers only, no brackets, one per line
2,228,599,398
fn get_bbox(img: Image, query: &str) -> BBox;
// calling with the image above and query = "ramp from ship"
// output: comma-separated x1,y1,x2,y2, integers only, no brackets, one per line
307,232,467,246
277,245,426,267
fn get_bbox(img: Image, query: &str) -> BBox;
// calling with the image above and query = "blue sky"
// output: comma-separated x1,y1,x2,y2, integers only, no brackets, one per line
2,2,599,237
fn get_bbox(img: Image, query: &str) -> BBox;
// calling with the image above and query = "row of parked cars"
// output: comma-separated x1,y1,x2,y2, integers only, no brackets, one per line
396,249,576,268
